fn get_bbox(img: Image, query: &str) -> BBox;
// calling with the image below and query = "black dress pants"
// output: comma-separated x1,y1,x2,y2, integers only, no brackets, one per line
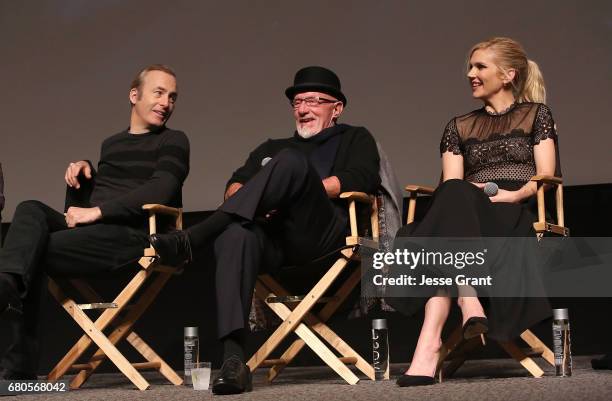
210,149,348,339
0,200,148,374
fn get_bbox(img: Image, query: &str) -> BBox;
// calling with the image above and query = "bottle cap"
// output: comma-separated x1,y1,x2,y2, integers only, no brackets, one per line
372,319,387,330
184,326,198,336
553,308,569,320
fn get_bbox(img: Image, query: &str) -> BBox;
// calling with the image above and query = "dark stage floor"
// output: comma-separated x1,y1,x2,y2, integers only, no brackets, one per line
4,356,612,401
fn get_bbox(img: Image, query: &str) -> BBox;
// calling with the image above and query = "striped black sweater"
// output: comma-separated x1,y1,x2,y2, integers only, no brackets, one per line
86,126,190,224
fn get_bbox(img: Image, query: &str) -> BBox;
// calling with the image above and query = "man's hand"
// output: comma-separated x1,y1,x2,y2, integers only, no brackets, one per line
65,206,102,228
224,182,243,200
322,176,341,198
65,161,92,189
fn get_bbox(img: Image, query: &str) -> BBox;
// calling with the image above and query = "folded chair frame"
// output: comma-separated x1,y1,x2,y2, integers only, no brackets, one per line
46,204,184,390
247,192,379,384
405,175,567,379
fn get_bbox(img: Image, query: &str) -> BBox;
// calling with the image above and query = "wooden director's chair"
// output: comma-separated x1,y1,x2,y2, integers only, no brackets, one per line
405,175,569,379
247,192,378,385
46,204,184,390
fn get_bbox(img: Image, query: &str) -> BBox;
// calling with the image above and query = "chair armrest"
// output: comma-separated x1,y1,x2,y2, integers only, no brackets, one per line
142,204,182,217
339,191,375,204
530,175,563,185
404,184,435,195
405,184,435,224
339,192,378,241
142,204,183,234
529,176,567,235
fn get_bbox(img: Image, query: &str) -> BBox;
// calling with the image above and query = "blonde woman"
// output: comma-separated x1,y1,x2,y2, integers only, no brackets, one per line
390,37,560,387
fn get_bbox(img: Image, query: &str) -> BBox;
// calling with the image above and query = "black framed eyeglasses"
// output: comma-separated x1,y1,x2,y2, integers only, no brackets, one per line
290,96,338,109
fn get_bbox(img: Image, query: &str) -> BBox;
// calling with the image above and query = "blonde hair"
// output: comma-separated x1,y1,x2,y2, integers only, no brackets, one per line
467,37,546,103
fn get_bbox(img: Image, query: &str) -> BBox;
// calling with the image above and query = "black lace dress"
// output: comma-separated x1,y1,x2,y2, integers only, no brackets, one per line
389,102,560,341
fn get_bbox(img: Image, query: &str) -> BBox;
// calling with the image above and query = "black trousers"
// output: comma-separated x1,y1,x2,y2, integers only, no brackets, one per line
0,200,148,374
210,149,348,339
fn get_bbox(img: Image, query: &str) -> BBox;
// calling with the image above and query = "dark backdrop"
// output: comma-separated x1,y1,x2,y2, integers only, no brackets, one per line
1,0,611,221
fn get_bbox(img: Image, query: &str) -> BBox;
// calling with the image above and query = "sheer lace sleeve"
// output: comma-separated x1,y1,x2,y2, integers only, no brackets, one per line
533,104,557,145
439,118,462,155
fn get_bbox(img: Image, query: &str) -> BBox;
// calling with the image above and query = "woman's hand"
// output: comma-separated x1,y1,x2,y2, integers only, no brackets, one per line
488,188,520,203
471,182,520,203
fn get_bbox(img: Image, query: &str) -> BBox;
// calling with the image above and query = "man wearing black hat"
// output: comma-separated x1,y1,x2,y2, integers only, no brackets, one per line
150,66,380,395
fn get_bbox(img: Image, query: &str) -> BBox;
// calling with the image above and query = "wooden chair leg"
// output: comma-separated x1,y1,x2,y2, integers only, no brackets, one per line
49,282,150,390
260,267,374,381
253,281,359,385
70,272,175,388
499,341,544,378
520,329,555,366
47,271,149,382
442,325,465,356
126,332,183,385
443,337,482,379
440,326,551,379
437,325,466,378
247,256,350,372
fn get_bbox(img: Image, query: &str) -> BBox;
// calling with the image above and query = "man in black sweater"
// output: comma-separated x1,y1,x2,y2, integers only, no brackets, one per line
0,64,189,380
151,66,380,395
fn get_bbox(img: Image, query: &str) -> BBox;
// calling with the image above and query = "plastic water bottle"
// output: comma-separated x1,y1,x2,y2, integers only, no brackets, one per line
372,319,389,380
552,308,572,377
184,327,199,385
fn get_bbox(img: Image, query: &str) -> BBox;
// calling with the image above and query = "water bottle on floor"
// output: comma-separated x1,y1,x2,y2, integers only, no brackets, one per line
372,319,389,380
552,308,572,377
184,327,199,385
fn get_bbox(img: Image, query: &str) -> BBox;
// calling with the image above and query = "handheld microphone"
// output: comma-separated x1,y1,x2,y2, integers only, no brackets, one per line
484,182,499,197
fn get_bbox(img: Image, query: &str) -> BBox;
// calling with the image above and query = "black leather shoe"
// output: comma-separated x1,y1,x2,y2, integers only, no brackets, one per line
0,367,37,380
396,374,435,387
212,356,252,395
149,231,193,266
463,316,489,341
592,354,612,370
0,278,23,322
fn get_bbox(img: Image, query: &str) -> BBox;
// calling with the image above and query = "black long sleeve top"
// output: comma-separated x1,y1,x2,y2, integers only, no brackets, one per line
227,125,380,194
85,126,190,225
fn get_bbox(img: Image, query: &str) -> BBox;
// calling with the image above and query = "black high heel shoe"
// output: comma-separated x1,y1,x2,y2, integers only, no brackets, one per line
396,349,445,387
463,316,489,345
396,374,436,387
591,354,612,370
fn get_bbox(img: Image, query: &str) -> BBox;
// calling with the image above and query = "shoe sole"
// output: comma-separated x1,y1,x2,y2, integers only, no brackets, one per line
396,375,436,387
212,383,253,395
592,359,612,370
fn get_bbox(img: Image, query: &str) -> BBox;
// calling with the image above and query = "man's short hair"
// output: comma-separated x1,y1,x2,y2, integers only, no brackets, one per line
130,64,176,91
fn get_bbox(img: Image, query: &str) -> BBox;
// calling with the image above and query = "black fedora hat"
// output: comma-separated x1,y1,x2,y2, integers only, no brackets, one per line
285,66,347,106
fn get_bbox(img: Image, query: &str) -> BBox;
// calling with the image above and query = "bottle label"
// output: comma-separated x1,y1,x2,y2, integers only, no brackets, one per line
552,321,572,376
372,329,389,380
